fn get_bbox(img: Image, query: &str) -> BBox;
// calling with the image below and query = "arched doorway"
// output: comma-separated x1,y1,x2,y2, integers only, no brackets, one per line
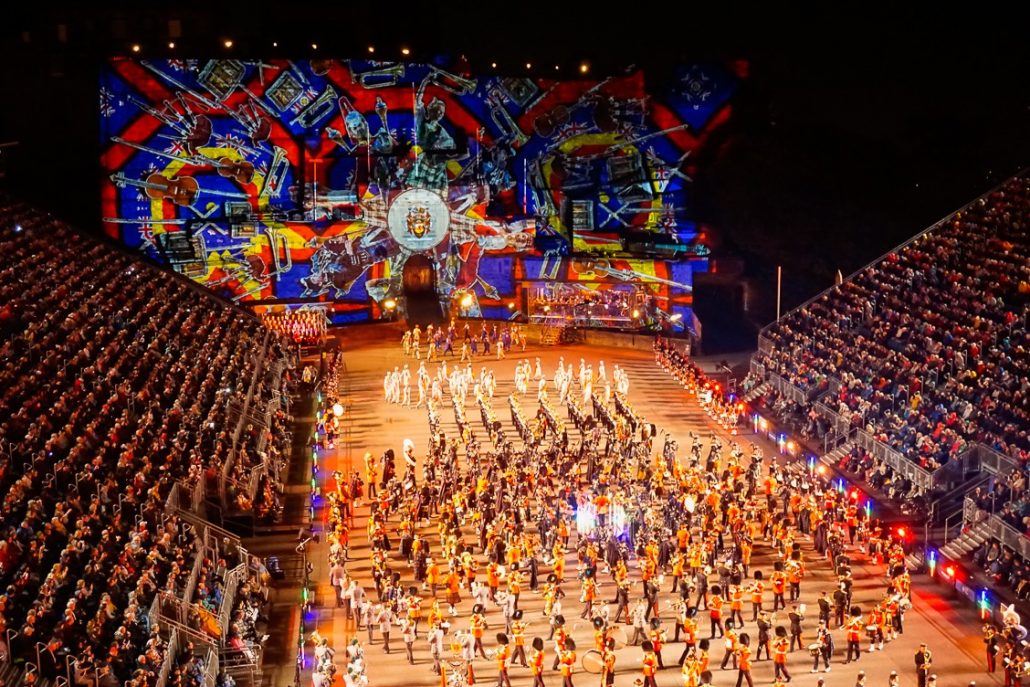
402,254,436,294
401,254,442,324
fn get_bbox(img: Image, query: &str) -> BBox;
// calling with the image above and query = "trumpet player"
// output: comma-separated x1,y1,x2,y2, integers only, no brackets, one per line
915,643,932,687
984,623,1000,673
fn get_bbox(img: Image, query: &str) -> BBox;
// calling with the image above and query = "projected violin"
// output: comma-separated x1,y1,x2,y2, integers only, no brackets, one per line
532,77,615,138
110,173,199,207
111,137,255,185
110,173,249,206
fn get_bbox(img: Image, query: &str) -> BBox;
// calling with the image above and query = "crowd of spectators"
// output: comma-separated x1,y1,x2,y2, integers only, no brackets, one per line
756,174,1029,470
0,201,295,685
971,538,1030,601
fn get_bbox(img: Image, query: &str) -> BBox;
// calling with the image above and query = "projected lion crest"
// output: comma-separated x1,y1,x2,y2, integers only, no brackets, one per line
406,206,432,238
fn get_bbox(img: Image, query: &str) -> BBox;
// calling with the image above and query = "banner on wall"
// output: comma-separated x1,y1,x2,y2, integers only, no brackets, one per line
99,58,737,328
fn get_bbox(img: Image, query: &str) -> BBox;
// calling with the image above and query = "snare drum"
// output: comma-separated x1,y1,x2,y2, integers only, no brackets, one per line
610,626,628,650
808,642,822,656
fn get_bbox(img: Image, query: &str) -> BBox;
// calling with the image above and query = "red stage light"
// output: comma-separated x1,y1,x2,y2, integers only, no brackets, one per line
944,565,955,577
897,527,907,538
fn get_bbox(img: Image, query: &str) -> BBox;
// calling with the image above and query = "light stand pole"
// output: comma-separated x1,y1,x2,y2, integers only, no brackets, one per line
296,534,314,684
776,265,782,321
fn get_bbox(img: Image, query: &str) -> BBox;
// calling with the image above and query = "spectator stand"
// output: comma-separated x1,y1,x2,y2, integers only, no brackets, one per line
0,200,291,687
218,336,296,533
751,172,1028,527
926,493,1030,630
747,172,1029,627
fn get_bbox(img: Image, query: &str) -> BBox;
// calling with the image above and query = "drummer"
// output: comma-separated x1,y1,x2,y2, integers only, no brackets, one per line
601,637,617,686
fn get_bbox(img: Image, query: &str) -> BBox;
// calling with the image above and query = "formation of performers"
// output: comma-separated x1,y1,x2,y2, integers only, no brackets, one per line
261,308,328,345
402,321,527,362
317,338,938,687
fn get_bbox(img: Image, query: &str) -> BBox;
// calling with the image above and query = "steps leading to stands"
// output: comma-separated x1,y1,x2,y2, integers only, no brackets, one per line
940,519,993,560
540,326,564,346
0,662,24,687
742,382,768,404
821,440,854,466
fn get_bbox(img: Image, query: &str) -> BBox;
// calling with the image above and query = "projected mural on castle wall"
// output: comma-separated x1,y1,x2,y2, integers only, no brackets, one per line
100,57,739,327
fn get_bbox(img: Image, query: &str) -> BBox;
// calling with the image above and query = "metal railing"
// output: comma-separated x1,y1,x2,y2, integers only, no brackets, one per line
217,563,249,636
160,506,244,563
183,547,206,602
221,331,272,510
757,335,775,355
157,591,224,645
964,498,1030,560
156,628,178,687
202,645,219,687
853,429,935,492
976,444,1020,477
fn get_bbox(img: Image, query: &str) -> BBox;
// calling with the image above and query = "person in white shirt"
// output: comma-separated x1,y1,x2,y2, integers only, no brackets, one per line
329,563,346,607
377,605,394,653
402,618,417,664
427,623,445,675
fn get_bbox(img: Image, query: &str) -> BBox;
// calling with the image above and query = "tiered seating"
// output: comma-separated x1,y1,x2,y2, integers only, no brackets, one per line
0,200,294,685
757,174,1030,469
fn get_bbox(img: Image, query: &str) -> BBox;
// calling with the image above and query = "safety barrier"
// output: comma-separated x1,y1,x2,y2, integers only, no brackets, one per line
757,334,775,356
218,563,249,637
964,498,1030,560
976,444,1020,478
155,628,178,687
853,429,935,492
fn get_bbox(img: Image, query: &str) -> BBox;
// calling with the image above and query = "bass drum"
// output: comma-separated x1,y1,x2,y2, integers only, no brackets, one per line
582,649,604,674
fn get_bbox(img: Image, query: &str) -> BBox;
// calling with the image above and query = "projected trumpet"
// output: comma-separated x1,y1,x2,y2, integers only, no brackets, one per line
487,87,529,147
427,65,477,95
353,63,406,89
290,86,338,128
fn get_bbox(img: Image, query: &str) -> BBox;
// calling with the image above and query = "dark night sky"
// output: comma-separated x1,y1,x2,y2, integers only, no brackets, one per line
1,3,1026,328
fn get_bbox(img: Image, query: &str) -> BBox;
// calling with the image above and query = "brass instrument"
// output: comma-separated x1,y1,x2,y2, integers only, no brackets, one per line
487,87,529,147
259,146,289,198
352,63,406,89
290,85,338,128
427,65,477,96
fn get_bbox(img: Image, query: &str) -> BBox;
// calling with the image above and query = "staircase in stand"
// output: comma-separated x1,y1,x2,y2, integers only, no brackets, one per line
822,440,855,467
742,382,769,404
540,325,564,346
940,519,993,560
